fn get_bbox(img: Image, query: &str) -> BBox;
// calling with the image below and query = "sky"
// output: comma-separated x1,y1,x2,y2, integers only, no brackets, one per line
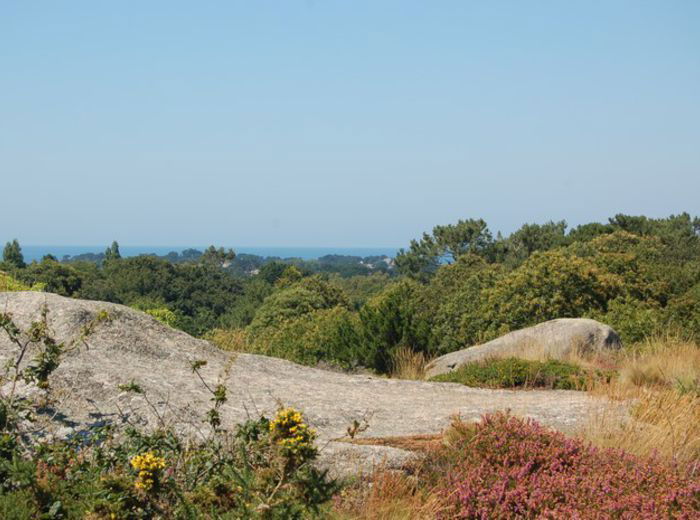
1,1,699,248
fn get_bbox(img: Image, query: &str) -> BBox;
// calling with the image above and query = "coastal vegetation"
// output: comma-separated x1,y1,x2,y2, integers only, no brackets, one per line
2,212,700,516
3,212,700,369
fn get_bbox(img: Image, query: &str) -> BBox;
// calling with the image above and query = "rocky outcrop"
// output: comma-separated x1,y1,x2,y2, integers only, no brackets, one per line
0,292,611,477
425,318,622,379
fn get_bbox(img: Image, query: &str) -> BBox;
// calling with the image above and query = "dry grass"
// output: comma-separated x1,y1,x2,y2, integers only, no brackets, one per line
616,333,700,393
205,327,249,352
332,469,443,520
581,387,700,465
389,346,431,380
581,334,700,466
340,433,443,453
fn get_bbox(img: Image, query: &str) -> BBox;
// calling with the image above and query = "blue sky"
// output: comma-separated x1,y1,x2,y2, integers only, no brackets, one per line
1,1,698,247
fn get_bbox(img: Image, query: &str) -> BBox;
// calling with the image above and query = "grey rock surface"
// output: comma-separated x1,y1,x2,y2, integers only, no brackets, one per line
1,292,612,477
425,318,622,379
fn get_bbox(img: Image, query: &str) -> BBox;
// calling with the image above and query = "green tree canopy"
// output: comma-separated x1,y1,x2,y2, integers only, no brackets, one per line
104,241,121,262
395,218,493,279
2,239,25,269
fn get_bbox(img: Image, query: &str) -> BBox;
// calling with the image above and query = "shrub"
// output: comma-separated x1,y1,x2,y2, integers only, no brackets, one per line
588,296,665,344
357,280,432,373
477,250,623,338
248,306,362,368
426,255,505,353
0,271,31,291
0,310,338,518
432,413,700,518
247,276,349,338
430,357,598,390
0,271,43,292
144,308,180,329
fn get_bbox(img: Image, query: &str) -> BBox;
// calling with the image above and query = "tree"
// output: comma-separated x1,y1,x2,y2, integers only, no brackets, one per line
395,219,493,279
2,239,25,269
478,250,623,337
357,280,432,372
200,246,236,267
104,241,121,262
247,276,349,337
505,221,568,261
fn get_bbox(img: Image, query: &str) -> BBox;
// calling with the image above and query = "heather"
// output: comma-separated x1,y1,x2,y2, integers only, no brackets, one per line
335,413,700,519
433,413,699,519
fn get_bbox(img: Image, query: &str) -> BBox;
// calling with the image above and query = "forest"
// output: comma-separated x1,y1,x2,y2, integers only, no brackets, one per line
3,212,699,375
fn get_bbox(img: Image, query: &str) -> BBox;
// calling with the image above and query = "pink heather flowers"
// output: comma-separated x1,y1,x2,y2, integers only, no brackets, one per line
435,413,699,519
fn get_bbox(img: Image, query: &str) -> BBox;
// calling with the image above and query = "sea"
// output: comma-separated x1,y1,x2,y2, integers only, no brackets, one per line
19,245,399,263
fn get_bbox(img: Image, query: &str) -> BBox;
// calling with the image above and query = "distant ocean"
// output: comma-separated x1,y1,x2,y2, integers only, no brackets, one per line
20,246,399,263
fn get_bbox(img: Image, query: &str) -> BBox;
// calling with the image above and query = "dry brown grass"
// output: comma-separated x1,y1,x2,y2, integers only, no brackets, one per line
581,386,700,465
332,469,443,520
581,334,700,466
491,337,618,371
204,327,249,352
389,346,431,380
340,433,443,453
616,333,700,393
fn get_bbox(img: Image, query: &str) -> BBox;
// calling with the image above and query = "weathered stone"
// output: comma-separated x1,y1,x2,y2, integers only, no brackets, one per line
0,292,612,477
425,318,622,379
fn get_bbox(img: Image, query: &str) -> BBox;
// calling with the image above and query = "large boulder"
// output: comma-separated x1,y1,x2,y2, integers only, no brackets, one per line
426,318,621,379
0,292,609,476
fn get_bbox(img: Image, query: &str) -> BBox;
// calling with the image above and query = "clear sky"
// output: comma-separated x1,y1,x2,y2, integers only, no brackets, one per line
1,1,698,247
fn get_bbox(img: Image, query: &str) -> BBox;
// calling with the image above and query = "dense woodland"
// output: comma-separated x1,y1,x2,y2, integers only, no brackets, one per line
2,212,700,373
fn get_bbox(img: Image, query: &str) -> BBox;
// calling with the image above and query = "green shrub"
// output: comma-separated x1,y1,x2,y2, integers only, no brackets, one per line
248,306,362,368
0,271,43,292
426,255,505,353
0,311,337,518
247,276,349,338
665,283,700,338
144,308,180,329
430,357,600,390
588,296,665,344
477,250,623,339
356,280,432,373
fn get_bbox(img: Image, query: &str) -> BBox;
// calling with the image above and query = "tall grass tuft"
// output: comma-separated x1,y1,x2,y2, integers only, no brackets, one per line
389,346,430,380
582,334,700,465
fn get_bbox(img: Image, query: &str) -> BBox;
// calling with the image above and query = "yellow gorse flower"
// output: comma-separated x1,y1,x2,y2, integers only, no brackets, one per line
269,408,317,458
130,452,166,492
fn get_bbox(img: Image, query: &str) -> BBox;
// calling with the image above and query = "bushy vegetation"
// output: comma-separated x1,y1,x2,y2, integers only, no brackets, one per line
430,357,598,390
4,212,700,372
434,413,699,518
335,413,700,518
0,309,336,518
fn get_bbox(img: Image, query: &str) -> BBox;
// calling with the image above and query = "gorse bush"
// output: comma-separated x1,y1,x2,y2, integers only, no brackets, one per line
0,309,337,518
247,307,362,368
0,412,336,519
0,271,31,292
430,357,599,390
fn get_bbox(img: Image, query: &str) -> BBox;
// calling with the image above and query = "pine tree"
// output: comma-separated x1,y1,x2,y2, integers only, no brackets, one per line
3,239,26,269
104,241,121,262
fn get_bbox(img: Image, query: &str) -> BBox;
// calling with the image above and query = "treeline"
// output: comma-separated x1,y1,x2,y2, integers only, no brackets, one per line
0,241,392,336
209,213,700,373
3,213,700,373
59,246,394,278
